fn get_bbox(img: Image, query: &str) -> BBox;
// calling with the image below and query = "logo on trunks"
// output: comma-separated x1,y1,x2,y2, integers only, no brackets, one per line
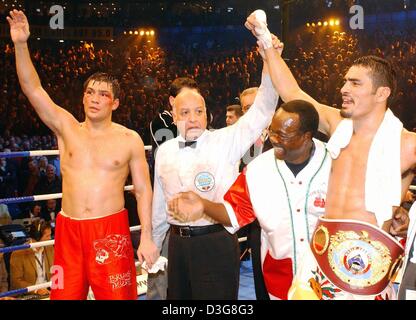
109,271,132,290
194,172,215,192
93,234,130,265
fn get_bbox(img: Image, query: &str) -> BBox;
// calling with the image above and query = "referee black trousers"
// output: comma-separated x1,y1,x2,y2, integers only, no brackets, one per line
167,227,240,300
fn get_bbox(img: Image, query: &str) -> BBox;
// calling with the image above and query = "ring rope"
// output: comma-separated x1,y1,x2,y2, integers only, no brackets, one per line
0,146,152,159
0,185,134,205
0,225,141,254
0,261,145,298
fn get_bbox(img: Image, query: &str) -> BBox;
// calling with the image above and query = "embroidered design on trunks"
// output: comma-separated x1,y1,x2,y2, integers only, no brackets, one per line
93,234,130,265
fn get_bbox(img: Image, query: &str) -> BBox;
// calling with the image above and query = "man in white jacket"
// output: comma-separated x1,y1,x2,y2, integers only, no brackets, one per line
168,100,331,299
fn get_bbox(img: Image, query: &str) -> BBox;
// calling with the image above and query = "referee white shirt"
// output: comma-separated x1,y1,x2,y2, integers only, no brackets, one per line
152,72,279,249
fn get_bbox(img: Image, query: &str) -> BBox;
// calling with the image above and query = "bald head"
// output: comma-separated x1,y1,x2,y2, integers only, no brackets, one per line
172,89,207,140
173,89,206,111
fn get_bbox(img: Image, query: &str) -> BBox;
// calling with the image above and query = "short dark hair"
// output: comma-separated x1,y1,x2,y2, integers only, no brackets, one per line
280,100,319,136
83,72,120,100
351,55,397,106
226,104,243,118
28,220,51,241
169,77,199,97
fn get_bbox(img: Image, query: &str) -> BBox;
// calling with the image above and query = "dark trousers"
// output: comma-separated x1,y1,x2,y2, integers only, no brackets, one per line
399,238,416,300
248,219,270,300
167,227,240,300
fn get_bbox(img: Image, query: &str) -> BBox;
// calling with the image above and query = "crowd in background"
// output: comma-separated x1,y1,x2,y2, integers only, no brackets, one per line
1,1,416,299
1,24,416,218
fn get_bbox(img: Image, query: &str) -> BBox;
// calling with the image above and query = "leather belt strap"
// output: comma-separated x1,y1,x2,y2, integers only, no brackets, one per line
170,224,224,238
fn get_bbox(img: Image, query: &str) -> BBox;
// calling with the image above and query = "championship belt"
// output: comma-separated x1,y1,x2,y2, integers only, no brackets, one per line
311,217,404,296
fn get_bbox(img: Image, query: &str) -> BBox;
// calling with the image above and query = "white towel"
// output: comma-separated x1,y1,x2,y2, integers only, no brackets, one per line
326,109,403,226
141,256,168,274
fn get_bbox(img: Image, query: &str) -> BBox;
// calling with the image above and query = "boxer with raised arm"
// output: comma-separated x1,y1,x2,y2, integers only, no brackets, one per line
244,11,415,299
7,9,158,300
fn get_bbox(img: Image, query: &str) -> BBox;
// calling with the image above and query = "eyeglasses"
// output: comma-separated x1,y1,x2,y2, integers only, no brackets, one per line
268,128,302,141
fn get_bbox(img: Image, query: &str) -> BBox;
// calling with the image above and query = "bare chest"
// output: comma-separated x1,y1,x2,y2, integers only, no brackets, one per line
331,136,373,188
60,132,130,171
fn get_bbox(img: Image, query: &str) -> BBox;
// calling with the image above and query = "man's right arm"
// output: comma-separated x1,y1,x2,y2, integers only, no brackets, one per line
263,47,340,135
8,10,75,135
169,172,257,233
245,13,341,136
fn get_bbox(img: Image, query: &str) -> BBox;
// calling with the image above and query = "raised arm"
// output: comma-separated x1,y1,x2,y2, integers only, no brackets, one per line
128,131,159,266
245,12,341,136
223,57,279,165
7,10,76,135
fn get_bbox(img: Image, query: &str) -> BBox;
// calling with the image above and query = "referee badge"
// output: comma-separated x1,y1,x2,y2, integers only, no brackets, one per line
194,172,215,192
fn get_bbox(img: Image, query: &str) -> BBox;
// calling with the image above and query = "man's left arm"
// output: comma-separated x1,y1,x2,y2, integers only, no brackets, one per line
129,131,159,266
387,169,414,237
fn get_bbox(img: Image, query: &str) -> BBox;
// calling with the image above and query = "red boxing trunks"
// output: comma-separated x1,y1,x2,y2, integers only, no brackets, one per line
50,209,137,300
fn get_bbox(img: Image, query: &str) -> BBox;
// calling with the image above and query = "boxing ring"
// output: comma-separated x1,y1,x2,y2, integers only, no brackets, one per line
0,147,248,299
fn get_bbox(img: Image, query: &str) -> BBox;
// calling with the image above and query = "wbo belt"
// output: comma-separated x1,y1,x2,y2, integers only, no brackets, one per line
170,224,224,238
311,217,404,296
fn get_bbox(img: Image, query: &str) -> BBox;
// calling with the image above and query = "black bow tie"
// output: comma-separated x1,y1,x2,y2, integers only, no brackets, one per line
179,140,197,149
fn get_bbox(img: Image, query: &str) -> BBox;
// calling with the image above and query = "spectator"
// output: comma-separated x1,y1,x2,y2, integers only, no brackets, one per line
0,204,12,225
41,199,58,222
225,104,243,126
9,220,54,297
38,156,48,177
20,158,40,196
34,164,61,195
0,239,8,293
